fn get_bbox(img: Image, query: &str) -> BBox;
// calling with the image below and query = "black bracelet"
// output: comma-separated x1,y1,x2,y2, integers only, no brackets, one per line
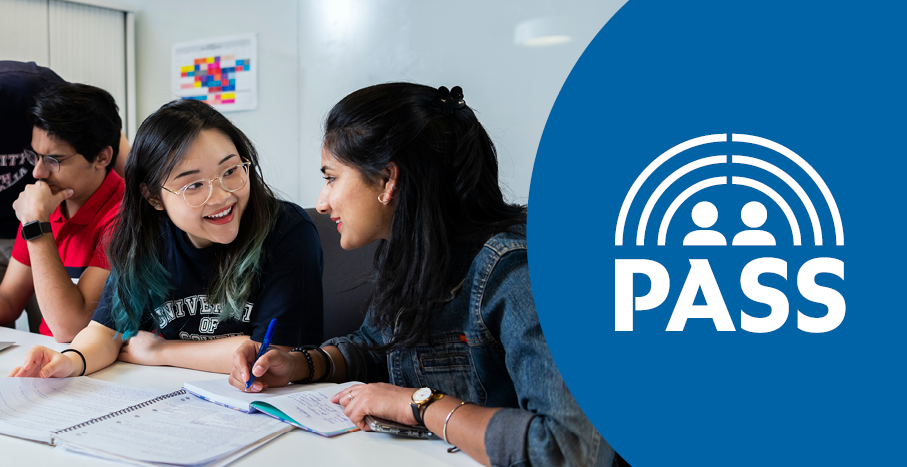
307,346,332,383
61,349,86,376
289,348,314,384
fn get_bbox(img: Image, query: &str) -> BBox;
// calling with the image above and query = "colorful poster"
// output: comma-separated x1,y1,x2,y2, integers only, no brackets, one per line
171,33,257,112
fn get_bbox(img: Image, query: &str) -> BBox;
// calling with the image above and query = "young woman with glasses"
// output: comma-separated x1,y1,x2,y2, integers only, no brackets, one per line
227,83,625,467
10,99,324,377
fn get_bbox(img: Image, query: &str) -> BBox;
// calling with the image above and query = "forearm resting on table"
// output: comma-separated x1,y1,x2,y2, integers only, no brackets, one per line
145,336,291,374
67,321,124,376
422,396,500,467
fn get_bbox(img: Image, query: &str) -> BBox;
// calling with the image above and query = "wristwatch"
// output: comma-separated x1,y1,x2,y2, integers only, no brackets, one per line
410,387,444,426
21,221,52,241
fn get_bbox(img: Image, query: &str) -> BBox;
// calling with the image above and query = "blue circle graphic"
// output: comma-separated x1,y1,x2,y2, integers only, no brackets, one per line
530,1,907,465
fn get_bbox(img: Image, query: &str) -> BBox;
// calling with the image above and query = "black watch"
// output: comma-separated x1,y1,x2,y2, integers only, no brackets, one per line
21,221,52,241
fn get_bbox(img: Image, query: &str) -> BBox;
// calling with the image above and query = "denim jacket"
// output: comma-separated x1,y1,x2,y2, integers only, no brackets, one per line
323,226,614,467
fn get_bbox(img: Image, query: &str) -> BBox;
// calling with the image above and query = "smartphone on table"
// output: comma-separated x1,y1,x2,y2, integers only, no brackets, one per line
363,415,433,439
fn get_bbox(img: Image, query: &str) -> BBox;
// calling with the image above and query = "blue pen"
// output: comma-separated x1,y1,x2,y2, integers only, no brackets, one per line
247,318,278,389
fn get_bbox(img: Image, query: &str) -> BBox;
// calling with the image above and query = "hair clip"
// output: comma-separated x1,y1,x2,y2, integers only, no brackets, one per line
431,86,466,115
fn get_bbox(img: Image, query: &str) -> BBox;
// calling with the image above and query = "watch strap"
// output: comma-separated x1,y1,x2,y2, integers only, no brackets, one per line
411,389,445,426
21,221,52,241
411,402,424,426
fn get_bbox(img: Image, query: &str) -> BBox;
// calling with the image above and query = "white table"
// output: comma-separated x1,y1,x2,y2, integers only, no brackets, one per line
0,328,479,467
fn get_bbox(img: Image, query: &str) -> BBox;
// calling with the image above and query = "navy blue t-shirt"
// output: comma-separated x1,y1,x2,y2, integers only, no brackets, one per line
0,61,66,238
93,201,324,346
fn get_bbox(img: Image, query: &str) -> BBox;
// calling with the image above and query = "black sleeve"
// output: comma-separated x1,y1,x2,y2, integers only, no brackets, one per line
249,203,324,347
91,274,157,334
91,275,117,330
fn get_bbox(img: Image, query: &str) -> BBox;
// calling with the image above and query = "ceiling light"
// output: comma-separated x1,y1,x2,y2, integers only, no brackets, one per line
514,17,574,47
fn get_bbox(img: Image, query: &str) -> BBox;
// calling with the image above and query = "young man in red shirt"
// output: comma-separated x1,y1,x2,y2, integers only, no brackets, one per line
0,83,125,342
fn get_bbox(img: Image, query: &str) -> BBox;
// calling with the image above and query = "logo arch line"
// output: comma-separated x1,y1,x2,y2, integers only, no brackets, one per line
635,155,727,245
615,134,727,246
732,134,843,245
656,177,726,246
732,155,822,245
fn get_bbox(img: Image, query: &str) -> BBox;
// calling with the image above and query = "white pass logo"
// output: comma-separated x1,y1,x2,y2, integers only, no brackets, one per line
614,134,844,333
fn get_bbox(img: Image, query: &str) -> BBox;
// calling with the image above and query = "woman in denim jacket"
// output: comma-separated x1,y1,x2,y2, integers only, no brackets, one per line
229,83,625,467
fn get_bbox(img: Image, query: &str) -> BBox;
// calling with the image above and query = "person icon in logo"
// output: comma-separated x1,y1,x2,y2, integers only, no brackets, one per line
683,201,727,246
732,201,775,246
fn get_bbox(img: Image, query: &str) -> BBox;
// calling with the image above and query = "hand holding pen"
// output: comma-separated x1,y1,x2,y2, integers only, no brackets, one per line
246,318,277,389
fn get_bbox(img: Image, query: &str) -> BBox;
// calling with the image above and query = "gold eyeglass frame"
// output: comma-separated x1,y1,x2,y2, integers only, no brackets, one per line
161,161,251,208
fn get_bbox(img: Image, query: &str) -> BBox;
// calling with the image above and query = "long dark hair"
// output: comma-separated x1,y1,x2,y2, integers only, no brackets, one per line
107,99,279,339
324,83,526,350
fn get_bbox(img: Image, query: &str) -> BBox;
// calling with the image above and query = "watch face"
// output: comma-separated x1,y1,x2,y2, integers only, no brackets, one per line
22,221,44,240
412,387,432,404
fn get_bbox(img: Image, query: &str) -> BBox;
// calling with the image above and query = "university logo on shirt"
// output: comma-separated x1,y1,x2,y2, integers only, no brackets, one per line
0,153,29,192
612,134,844,333
154,294,253,338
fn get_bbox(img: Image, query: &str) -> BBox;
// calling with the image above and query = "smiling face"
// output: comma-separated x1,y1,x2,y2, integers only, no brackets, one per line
30,126,109,208
155,129,250,249
316,147,394,250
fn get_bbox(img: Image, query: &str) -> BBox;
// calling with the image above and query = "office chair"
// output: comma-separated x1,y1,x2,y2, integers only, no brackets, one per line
305,208,376,340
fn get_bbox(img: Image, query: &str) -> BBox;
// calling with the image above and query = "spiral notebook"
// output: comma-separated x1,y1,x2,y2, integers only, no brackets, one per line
184,378,362,437
0,377,292,467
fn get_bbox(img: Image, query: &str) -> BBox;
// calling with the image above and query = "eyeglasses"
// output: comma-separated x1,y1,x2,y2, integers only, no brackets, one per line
23,148,78,173
161,162,251,208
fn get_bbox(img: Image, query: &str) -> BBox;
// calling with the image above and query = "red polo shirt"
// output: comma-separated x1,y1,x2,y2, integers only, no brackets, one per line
12,170,125,336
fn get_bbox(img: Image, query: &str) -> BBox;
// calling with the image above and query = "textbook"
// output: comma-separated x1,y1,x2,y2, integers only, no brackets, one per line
184,378,362,437
0,377,292,467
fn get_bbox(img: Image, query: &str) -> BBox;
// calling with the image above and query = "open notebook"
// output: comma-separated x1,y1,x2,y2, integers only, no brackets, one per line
184,378,362,437
0,377,292,467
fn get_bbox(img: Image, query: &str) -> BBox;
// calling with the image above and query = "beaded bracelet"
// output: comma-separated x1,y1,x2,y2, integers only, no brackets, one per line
61,348,86,377
307,347,332,383
289,348,314,384
293,345,332,383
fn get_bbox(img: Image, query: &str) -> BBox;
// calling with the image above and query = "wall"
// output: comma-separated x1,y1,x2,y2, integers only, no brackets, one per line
117,0,625,207
119,0,301,202
0,0,129,130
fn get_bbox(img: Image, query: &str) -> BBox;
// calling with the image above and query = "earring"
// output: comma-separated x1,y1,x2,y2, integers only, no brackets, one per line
379,183,395,204
153,203,162,209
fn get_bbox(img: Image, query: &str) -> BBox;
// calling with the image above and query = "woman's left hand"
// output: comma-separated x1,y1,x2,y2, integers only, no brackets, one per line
331,383,419,430
118,331,167,365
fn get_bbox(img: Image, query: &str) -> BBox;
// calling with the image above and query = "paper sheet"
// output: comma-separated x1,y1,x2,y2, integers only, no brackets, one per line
56,428,287,467
0,377,163,443
184,377,329,412
256,382,360,435
52,391,291,466
184,378,360,435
